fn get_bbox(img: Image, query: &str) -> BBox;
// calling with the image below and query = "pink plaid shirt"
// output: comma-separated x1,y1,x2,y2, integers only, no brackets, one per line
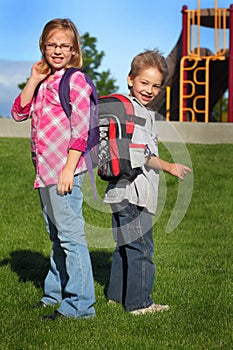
11,69,91,188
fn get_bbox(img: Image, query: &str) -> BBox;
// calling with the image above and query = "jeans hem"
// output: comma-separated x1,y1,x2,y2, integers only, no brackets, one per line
58,309,96,319
125,301,154,312
41,298,60,306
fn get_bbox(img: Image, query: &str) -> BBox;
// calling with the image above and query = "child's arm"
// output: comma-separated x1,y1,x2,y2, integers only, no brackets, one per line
11,60,49,121
146,155,192,180
56,71,92,195
57,149,82,195
20,60,48,107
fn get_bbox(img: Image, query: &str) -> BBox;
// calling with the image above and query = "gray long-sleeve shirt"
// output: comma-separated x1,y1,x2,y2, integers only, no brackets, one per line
104,96,160,215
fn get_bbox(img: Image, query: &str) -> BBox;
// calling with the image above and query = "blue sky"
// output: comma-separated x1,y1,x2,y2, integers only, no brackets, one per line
0,0,232,116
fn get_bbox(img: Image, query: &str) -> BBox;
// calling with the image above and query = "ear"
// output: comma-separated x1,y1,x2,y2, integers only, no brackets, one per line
127,75,133,88
71,47,76,56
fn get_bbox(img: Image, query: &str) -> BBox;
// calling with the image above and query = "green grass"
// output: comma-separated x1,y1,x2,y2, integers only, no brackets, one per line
0,138,232,350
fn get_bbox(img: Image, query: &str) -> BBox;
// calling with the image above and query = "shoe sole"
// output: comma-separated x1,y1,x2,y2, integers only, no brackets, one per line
130,304,170,315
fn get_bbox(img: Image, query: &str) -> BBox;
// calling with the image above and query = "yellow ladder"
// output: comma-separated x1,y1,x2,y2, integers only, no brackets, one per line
177,1,228,122
179,56,212,122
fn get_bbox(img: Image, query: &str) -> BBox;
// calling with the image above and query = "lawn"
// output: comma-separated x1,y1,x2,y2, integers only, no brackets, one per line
0,138,232,350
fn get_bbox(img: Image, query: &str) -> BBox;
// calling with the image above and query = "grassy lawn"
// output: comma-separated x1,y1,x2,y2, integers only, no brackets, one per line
0,138,232,350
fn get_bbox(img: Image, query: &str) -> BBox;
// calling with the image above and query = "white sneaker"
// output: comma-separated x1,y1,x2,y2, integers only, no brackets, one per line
129,303,170,315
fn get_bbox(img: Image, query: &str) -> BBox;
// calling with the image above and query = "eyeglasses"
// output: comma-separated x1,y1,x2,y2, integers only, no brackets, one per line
44,43,73,52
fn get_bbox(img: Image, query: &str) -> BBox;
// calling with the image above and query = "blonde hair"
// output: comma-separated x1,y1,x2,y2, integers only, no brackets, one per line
128,49,168,86
39,18,83,75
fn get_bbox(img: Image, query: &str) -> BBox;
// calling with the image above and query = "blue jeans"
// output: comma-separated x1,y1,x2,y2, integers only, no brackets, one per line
38,174,95,318
107,202,155,311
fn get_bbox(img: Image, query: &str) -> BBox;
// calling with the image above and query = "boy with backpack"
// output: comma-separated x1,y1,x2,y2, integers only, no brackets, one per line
101,49,191,315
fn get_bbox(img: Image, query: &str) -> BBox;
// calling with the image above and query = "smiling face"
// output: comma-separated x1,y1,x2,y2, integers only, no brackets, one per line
127,67,163,106
43,29,76,73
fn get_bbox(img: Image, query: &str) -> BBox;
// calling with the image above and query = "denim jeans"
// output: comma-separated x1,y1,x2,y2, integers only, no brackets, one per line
38,174,95,318
107,202,155,311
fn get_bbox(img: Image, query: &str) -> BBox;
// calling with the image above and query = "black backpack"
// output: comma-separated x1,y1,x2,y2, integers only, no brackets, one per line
97,94,146,182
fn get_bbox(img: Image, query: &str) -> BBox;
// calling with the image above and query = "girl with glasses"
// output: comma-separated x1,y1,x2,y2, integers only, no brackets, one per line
11,18,96,320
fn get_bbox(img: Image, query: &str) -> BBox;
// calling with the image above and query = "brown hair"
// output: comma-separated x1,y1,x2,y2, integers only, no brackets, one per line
128,49,168,86
39,18,83,75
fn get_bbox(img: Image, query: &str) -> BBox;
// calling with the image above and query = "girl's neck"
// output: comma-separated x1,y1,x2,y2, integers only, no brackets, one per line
48,74,54,81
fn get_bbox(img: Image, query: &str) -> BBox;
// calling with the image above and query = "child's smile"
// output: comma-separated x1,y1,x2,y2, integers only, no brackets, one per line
128,67,163,106
44,29,75,72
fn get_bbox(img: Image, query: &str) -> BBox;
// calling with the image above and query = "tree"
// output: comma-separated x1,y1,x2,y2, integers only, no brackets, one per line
18,80,28,90
81,33,118,96
18,32,118,96
212,92,228,122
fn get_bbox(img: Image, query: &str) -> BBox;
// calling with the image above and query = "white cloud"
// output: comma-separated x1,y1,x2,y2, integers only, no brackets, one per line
0,60,34,117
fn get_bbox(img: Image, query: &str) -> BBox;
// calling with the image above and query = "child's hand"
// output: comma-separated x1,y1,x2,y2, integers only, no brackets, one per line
146,156,191,180
31,60,49,82
57,168,74,195
57,150,82,195
19,60,50,108
169,163,192,180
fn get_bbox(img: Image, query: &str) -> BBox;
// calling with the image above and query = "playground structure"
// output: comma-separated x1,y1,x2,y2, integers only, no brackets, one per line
154,0,233,122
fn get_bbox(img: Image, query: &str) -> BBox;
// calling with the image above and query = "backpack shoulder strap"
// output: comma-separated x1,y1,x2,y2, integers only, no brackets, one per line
58,67,79,118
59,67,98,118
82,72,98,105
